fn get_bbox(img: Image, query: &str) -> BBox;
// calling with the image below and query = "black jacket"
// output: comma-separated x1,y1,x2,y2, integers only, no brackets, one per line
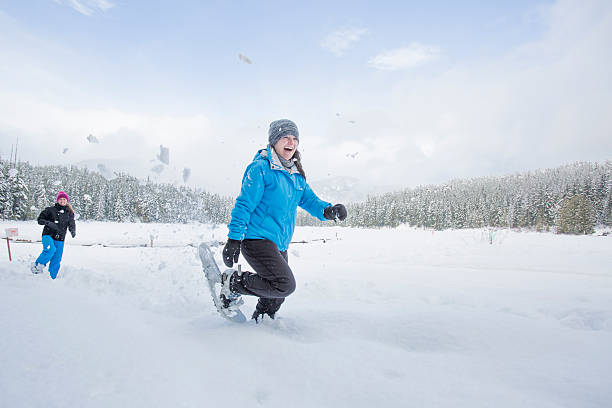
37,204,76,241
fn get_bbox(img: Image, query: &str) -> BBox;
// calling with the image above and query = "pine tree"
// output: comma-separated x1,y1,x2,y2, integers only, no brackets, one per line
0,163,29,220
557,195,595,235
95,185,107,221
9,166,29,220
0,161,9,219
81,194,93,220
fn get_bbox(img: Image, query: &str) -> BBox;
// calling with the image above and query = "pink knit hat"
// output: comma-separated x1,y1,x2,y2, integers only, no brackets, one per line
56,191,69,202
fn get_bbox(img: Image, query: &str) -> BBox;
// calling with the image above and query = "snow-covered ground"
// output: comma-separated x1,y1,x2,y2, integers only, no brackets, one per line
1,221,611,408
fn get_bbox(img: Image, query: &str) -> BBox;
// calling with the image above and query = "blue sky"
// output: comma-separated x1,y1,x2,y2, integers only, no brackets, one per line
2,1,549,113
1,0,611,197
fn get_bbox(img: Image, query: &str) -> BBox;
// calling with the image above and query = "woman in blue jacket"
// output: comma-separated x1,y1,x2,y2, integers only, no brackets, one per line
223,119,347,322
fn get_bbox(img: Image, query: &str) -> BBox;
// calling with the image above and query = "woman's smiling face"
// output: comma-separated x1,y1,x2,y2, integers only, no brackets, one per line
273,135,299,161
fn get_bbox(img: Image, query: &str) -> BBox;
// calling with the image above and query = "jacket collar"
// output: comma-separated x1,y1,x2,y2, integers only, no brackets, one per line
259,145,299,175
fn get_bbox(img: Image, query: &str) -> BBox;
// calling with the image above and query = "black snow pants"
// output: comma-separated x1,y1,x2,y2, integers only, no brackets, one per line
236,239,296,315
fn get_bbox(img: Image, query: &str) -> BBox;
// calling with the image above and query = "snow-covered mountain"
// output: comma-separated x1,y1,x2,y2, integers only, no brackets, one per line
309,175,399,203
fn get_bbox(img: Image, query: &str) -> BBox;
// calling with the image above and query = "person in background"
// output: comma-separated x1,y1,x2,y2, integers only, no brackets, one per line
222,119,347,322
31,191,76,279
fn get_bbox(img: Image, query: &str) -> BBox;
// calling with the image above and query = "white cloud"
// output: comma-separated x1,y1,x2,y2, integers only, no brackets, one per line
309,0,612,193
364,0,612,187
54,0,114,16
321,28,368,56
368,42,440,70
0,92,225,184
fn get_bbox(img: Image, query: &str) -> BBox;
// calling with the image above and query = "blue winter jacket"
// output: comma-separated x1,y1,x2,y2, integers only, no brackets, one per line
227,145,331,251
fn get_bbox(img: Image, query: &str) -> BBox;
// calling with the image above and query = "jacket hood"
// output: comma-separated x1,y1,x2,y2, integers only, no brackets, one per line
253,145,299,175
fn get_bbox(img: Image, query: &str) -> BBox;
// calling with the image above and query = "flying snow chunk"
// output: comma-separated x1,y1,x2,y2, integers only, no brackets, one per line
183,167,191,183
239,53,253,64
157,145,169,165
62,148,69,154
87,134,99,143
8,168,18,177
348,120,356,124
345,152,359,159
151,164,164,174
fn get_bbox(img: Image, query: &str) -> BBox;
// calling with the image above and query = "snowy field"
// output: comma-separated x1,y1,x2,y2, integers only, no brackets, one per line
1,221,611,408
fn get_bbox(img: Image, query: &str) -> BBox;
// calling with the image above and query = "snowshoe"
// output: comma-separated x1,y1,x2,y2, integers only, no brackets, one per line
198,242,247,323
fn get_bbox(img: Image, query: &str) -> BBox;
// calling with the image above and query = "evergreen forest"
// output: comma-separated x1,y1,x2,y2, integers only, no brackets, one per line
2,159,610,233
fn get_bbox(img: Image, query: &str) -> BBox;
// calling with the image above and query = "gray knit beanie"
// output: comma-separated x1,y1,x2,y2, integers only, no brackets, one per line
268,119,299,146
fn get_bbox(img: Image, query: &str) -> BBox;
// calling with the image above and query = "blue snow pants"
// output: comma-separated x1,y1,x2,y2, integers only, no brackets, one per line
35,235,65,279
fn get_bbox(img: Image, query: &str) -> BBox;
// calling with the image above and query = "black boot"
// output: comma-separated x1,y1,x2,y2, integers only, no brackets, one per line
251,298,278,323
252,309,275,323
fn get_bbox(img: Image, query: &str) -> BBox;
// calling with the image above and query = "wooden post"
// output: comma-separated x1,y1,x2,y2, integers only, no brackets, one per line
6,237,12,261
5,228,18,261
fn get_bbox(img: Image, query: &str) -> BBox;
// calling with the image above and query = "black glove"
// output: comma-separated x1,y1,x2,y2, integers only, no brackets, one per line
71,232,76,238
222,239,241,267
47,221,60,232
324,204,347,221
